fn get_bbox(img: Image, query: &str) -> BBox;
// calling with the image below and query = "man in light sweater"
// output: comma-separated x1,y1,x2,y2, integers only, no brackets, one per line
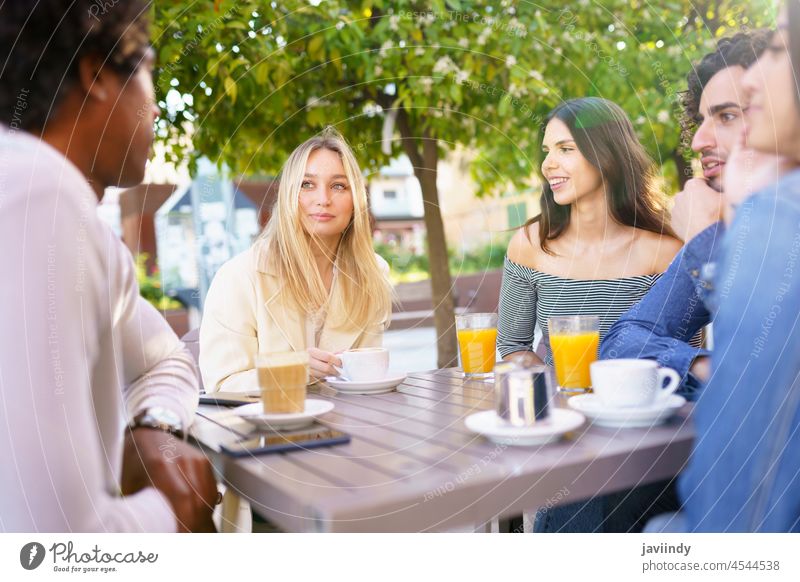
0,0,217,531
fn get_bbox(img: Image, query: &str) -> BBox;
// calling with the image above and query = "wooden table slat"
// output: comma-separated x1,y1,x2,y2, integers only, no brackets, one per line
325,392,481,435
190,370,695,532
318,397,499,453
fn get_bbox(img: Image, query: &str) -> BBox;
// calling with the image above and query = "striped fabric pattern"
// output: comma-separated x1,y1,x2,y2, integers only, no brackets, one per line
498,256,665,365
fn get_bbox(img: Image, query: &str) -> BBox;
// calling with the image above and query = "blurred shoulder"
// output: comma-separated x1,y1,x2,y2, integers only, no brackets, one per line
751,170,800,212
776,168,800,194
374,252,390,274
507,222,541,268
207,248,259,297
634,229,683,274
219,248,257,277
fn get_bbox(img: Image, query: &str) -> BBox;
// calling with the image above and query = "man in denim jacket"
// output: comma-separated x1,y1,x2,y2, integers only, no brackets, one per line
676,174,800,532
600,32,770,399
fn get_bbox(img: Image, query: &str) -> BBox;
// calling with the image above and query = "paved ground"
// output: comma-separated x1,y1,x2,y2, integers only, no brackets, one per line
383,326,438,376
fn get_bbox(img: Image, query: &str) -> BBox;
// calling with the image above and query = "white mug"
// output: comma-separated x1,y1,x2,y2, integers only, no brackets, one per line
590,359,681,408
338,348,389,382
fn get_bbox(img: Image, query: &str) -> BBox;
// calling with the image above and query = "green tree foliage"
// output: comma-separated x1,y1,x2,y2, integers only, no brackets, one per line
152,0,774,365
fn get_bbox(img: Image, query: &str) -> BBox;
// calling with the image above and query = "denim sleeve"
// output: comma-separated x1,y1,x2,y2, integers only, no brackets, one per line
679,190,800,532
600,224,720,398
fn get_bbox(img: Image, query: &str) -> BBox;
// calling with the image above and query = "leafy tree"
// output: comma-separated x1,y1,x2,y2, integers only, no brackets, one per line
152,0,774,366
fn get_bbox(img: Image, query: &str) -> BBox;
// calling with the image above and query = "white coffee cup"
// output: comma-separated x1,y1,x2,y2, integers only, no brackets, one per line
590,359,681,408
338,347,390,382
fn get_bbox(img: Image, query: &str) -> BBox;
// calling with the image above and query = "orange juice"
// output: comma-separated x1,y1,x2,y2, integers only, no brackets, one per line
457,328,498,374
550,331,599,389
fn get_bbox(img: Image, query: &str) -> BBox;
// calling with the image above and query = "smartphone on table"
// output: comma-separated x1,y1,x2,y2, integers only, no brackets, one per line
199,391,260,407
220,423,350,457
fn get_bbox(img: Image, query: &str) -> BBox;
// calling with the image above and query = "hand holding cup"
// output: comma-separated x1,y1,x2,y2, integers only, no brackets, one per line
307,347,343,381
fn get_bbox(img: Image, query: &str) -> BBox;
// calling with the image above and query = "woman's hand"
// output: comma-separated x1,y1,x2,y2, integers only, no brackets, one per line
307,347,343,380
502,350,545,366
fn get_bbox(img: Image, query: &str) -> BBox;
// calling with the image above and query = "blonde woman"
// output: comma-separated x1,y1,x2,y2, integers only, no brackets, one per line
199,128,392,392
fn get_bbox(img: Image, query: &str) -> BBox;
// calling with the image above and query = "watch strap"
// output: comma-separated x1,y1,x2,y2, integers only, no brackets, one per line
128,408,186,440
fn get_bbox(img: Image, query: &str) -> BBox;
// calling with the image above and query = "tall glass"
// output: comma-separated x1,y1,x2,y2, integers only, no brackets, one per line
548,315,599,393
455,313,498,377
256,351,309,414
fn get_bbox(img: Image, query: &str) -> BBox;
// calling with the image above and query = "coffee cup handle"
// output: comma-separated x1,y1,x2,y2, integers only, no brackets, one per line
655,368,681,399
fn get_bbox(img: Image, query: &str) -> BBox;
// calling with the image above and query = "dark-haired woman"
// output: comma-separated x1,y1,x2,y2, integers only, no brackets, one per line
498,97,682,369
497,98,683,533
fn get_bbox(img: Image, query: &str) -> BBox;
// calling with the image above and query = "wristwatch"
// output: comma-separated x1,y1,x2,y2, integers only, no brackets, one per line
128,407,186,440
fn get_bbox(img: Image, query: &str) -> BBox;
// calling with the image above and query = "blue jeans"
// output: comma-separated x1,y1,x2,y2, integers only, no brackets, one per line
534,479,680,533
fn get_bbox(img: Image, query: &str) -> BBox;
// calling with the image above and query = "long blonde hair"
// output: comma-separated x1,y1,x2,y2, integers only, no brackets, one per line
256,127,391,331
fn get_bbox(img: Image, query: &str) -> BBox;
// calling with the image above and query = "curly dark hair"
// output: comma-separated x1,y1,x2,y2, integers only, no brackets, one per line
0,0,151,132
681,30,771,142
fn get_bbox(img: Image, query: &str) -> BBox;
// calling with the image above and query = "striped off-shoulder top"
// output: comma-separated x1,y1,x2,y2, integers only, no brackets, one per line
498,256,670,365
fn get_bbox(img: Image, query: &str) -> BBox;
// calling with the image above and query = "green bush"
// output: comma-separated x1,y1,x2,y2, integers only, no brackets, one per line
375,237,509,282
449,239,508,275
135,254,184,311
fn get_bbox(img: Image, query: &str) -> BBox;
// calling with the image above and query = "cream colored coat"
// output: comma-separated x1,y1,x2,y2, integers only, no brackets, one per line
199,243,391,392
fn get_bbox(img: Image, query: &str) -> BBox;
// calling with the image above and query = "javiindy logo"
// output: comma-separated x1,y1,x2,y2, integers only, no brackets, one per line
20,542,46,570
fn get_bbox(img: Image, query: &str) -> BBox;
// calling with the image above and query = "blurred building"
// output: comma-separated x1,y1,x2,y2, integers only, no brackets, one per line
103,153,536,320
370,152,535,254
370,155,426,253
115,160,276,321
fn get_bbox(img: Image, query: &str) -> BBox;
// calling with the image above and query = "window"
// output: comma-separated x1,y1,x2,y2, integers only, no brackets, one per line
383,190,397,200
507,202,527,228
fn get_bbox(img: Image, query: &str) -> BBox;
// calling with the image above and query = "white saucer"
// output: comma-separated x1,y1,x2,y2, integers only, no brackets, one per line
324,374,407,395
234,399,334,430
464,408,585,446
568,394,686,428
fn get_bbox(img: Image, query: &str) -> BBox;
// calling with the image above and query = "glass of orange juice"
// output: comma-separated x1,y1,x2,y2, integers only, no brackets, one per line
548,315,600,393
455,313,498,377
